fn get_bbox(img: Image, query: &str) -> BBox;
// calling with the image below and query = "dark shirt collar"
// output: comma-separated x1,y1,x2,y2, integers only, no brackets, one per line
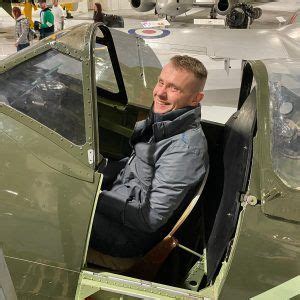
151,106,193,123
131,105,201,145
152,106,201,142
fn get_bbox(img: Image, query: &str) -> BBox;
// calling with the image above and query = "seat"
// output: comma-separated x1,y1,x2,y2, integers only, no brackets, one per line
206,87,257,283
87,167,209,281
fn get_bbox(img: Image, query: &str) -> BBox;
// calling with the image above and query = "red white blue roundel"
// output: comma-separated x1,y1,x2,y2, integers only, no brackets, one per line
128,28,170,39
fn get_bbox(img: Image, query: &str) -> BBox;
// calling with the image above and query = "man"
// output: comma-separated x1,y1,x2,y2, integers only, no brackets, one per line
38,0,54,39
52,0,65,31
90,55,209,262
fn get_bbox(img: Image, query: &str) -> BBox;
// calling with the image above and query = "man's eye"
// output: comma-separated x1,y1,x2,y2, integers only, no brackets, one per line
171,86,179,92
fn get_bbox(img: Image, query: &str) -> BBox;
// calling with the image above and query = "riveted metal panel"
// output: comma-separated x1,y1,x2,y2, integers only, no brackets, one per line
0,23,102,168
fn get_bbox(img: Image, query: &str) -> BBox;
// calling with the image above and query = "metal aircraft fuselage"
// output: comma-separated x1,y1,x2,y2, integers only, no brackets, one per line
128,0,276,17
0,23,299,299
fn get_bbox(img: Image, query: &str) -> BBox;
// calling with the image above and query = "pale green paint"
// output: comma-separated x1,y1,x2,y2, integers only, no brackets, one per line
251,276,300,300
249,61,300,222
76,270,210,300
82,173,103,268
216,61,300,299
0,98,100,297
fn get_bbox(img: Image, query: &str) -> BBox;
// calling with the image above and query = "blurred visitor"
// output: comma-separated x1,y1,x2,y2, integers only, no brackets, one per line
12,7,30,51
52,0,66,31
93,2,104,23
38,0,54,39
23,0,37,29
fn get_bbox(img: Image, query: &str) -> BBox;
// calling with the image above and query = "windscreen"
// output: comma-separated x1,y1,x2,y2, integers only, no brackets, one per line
266,60,300,189
109,27,161,108
94,28,119,94
0,50,86,145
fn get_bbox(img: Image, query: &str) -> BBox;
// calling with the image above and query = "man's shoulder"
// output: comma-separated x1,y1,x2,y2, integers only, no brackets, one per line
170,125,207,153
53,6,63,12
20,17,29,24
154,125,206,160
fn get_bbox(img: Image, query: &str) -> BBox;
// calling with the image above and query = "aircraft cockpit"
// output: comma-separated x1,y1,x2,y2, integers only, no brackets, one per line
0,23,299,299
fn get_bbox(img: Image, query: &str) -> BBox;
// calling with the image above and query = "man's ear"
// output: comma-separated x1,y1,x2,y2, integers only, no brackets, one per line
192,91,204,106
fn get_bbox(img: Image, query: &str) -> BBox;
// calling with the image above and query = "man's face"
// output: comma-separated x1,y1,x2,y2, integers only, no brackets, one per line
53,0,58,6
40,2,47,9
153,62,204,114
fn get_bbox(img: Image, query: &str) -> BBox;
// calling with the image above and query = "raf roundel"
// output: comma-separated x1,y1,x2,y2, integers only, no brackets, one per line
128,28,170,39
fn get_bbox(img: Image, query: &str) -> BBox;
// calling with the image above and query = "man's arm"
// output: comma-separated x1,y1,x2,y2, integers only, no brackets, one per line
98,144,208,233
124,145,207,232
40,11,54,29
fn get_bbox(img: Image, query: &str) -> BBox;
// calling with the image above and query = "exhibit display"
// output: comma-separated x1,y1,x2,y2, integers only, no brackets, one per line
0,23,299,299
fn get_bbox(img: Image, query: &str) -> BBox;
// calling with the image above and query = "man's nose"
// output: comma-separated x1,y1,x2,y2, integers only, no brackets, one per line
156,84,167,97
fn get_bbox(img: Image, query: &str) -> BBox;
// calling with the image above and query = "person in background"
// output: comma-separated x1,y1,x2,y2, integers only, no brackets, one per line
23,0,37,29
12,7,30,51
52,0,65,31
38,0,54,39
93,2,104,23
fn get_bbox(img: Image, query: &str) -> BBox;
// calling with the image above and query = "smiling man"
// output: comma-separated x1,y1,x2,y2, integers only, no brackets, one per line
153,57,206,114
90,55,209,265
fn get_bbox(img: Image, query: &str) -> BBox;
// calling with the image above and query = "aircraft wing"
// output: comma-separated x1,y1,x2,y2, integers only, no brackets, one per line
140,24,300,60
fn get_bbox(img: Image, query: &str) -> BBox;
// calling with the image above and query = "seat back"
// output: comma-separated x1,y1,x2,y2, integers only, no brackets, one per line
168,166,210,238
206,88,257,282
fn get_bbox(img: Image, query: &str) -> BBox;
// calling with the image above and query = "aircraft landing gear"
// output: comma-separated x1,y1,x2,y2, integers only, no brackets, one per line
210,6,217,19
226,4,262,29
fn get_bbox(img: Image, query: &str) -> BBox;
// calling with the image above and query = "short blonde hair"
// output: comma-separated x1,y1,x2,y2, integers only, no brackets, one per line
170,55,207,91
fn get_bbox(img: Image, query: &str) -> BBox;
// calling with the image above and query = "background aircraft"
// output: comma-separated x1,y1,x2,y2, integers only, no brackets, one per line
128,0,266,16
128,0,299,27
122,22,300,122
